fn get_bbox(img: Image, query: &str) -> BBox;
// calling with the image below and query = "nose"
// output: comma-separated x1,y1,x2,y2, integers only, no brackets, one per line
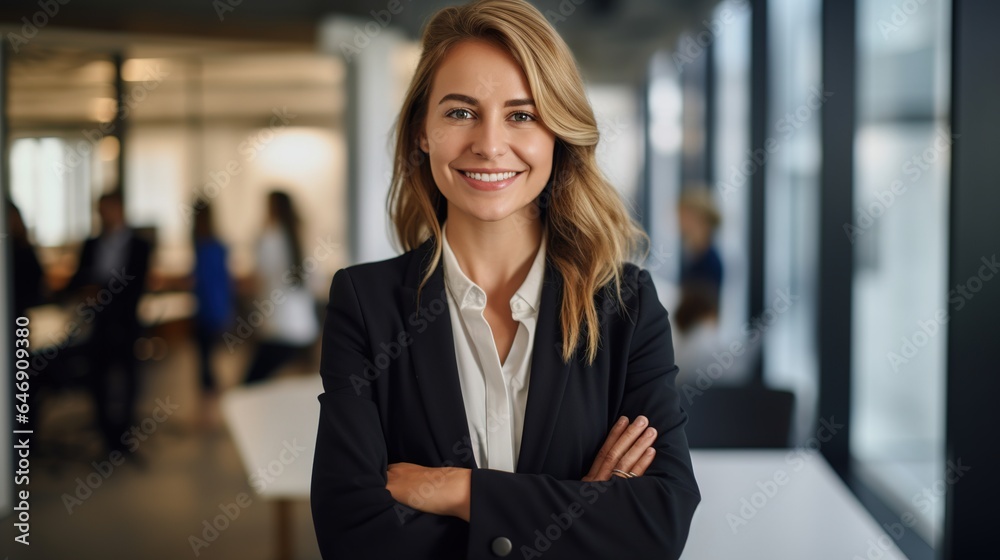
470,114,509,160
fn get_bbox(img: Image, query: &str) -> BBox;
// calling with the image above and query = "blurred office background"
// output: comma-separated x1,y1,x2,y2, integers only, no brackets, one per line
0,0,996,559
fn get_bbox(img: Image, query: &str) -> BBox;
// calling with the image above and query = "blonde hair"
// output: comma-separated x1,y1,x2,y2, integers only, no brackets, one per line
387,0,649,365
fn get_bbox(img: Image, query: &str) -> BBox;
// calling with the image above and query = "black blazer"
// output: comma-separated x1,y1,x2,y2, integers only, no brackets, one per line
310,237,700,560
65,231,151,331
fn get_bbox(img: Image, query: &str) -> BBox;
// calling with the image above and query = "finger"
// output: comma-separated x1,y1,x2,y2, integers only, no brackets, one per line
596,416,650,480
584,416,629,480
624,446,656,477
615,426,657,475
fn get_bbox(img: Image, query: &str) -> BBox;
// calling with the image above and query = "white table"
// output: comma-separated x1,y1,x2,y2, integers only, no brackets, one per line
221,383,908,560
680,450,908,560
221,374,323,560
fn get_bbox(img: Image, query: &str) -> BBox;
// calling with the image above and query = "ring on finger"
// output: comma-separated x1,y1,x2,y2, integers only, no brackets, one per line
611,469,631,479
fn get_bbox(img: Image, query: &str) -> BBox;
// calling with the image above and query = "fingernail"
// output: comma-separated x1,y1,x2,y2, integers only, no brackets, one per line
645,427,656,438
617,416,628,427
646,448,655,455
636,416,647,427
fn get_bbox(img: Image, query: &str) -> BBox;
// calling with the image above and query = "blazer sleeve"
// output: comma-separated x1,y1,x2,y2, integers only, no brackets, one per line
310,268,468,559
466,268,701,560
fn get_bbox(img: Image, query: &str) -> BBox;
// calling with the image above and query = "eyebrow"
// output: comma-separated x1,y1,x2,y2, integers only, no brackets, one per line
438,93,535,108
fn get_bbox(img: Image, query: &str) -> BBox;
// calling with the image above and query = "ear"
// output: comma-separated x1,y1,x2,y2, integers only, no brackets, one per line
419,133,429,153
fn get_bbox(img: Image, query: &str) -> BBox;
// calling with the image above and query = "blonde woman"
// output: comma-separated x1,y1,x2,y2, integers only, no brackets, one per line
310,1,700,558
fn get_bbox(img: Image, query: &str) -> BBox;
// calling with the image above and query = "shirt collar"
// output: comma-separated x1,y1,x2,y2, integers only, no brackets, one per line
441,221,547,316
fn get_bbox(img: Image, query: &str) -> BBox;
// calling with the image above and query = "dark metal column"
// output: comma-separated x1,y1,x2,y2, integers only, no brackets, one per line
113,53,126,195
944,1,1000,557
817,0,856,479
748,0,768,384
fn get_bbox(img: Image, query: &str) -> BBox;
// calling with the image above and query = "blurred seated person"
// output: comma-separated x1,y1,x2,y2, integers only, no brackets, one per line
678,187,723,302
62,191,151,455
672,187,751,387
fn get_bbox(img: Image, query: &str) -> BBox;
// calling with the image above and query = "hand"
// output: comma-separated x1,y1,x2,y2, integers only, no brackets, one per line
386,462,471,521
582,415,657,482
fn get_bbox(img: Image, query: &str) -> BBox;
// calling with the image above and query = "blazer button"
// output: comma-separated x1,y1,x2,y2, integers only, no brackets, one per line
491,536,513,557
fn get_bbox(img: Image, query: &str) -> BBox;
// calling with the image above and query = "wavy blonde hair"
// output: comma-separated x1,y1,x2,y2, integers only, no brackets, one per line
388,0,649,365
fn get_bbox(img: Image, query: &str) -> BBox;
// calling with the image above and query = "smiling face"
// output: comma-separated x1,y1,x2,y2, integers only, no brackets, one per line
419,40,556,226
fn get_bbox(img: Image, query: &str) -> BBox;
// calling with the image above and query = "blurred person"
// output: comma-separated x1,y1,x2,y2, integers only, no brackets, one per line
310,2,700,558
6,199,45,438
63,191,151,456
6,198,45,317
241,190,318,384
677,186,723,305
191,200,234,416
672,188,754,386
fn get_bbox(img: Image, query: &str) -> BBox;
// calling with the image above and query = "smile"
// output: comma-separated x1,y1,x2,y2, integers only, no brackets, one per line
460,170,521,182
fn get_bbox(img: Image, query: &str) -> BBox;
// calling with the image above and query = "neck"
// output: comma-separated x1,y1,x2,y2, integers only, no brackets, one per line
444,211,543,297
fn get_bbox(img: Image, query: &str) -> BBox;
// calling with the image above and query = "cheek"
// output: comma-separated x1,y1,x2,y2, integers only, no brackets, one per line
522,135,556,171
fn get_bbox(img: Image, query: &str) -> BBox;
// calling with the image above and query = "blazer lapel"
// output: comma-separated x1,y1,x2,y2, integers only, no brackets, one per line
516,257,572,473
400,238,477,468
399,238,573,473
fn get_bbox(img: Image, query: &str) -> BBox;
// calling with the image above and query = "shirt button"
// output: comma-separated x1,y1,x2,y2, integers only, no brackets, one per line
491,536,513,557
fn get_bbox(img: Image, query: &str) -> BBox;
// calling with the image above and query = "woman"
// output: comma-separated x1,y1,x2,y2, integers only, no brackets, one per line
310,1,700,558
191,200,233,405
242,190,319,384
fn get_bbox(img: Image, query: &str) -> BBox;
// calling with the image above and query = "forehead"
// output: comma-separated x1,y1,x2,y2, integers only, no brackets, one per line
430,40,531,98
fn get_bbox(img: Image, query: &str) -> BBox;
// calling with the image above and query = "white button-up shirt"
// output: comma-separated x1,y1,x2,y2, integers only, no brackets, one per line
441,221,547,472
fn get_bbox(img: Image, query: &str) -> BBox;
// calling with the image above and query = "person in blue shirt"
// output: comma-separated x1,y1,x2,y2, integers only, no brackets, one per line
191,200,234,402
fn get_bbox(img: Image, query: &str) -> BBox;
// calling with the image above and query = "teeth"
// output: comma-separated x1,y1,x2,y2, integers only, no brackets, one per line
462,171,519,182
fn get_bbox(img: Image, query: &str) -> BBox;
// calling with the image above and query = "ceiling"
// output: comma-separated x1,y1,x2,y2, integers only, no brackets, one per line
0,0,721,83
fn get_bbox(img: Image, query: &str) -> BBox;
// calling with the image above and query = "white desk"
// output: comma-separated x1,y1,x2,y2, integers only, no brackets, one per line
220,384,908,560
221,374,323,560
681,450,908,560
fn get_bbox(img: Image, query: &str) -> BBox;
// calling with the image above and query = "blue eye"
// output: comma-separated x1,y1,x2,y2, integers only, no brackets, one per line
447,108,473,120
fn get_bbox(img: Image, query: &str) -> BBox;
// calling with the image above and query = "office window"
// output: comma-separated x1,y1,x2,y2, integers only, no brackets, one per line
645,49,684,300
710,0,751,350
851,0,951,548
10,137,94,247
764,0,821,443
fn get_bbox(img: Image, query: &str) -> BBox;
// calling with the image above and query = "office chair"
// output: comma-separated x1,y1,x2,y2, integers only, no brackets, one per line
681,384,796,448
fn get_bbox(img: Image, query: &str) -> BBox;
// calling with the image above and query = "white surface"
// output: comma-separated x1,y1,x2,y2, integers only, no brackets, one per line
681,450,908,560
221,374,323,499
